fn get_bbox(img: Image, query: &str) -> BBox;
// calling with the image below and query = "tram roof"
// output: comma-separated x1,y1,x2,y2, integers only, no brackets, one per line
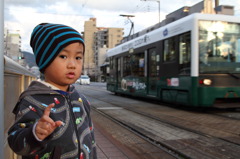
107,13,240,57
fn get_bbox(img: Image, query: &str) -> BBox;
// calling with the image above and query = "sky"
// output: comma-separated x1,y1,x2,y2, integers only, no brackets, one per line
4,0,240,52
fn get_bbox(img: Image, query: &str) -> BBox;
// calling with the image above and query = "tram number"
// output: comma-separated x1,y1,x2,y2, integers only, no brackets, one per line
167,78,179,87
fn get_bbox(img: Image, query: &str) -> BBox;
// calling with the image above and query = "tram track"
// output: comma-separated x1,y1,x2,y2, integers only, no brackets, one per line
83,84,240,119
89,97,240,159
83,85,240,141
78,84,240,159
204,108,240,120
123,106,240,143
93,106,188,159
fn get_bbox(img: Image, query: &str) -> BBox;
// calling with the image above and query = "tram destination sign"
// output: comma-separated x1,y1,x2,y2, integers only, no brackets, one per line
121,35,150,52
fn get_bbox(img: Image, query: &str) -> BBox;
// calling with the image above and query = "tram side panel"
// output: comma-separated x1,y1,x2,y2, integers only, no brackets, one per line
107,33,194,106
107,60,240,107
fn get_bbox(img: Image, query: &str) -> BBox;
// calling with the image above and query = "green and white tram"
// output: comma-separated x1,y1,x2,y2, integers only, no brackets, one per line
106,13,240,107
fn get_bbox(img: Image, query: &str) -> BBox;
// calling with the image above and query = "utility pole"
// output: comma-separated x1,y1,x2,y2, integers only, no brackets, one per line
215,0,219,7
141,0,160,23
120,14,135,37
0,0,4,158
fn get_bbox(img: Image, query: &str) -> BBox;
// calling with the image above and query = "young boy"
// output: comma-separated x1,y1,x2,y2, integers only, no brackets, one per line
8,23,97,159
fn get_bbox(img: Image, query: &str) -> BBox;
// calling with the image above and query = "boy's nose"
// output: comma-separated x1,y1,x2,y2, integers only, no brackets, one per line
67,60,76,68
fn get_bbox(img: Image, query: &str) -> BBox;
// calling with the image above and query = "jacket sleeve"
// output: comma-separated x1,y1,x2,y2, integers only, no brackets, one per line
7,98,48,156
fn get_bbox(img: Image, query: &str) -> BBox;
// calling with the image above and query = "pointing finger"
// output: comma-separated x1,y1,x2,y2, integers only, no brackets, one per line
43,103,55,117
40,115,55,127
55,121,63,127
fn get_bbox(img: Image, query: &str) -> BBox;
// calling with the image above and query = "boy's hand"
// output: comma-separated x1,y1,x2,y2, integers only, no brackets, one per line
35,103,62,140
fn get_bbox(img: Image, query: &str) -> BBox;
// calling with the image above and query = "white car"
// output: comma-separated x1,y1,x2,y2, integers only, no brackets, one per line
77,75,90,85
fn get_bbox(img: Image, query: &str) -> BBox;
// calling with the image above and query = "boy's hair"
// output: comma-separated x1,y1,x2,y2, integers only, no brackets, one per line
30,23,85,73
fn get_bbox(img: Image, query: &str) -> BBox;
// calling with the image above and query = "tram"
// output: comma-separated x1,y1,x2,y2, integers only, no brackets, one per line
106,13,240,107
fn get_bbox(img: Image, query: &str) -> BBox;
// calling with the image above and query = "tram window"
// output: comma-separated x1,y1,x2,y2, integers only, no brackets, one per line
117,58,121,78
163,37,176,62
199,21,240,73
109,57,113,69
123,56,131,77
179,32,191,75
112,58,116,70
131,53,145,77
149,48,159,77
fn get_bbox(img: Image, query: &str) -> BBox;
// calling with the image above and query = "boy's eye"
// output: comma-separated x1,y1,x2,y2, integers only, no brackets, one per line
59,55,67,59
76,56,82,60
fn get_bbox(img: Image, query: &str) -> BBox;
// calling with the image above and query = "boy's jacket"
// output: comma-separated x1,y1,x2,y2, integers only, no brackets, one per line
8,81,97,159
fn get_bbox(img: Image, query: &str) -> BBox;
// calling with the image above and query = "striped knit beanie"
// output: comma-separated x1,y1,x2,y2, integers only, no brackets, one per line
30,23,84,73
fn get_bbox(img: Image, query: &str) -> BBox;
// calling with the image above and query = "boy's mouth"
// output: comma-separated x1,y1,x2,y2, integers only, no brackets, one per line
66,72,75,79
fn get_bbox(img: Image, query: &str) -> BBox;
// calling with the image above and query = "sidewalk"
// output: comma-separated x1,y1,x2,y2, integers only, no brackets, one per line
95,128,129,159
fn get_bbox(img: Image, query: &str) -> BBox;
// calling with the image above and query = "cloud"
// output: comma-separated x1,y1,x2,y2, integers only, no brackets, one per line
4,0,166,14
4,0,240,52
78,0,139,11
5,0,57,8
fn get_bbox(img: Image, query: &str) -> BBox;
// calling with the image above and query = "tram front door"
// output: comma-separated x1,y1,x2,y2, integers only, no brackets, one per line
147,48,159,96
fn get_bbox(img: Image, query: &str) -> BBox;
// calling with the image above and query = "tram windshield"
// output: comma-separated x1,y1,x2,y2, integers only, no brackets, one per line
199,20,240,74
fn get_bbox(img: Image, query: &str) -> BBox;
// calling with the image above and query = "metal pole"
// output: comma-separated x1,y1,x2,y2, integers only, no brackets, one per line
0,0,4,158
128,17,134,36
119,14,135,37
157,1,160,23
215,0,219,7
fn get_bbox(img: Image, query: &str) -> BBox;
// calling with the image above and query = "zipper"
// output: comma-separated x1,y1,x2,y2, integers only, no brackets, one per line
65,95,81,158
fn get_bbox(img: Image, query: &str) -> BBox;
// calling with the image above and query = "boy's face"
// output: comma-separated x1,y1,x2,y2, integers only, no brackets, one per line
44,42,84,91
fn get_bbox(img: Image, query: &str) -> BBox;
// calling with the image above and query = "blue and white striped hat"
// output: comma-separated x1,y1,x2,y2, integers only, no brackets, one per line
30,23,85,73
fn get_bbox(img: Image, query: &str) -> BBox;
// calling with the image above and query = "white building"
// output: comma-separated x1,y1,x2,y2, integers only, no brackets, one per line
4,29,23,65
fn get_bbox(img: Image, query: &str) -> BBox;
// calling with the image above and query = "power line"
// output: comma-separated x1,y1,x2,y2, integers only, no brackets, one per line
4,7,93,17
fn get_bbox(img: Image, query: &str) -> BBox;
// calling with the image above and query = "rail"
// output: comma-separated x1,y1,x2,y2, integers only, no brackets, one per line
4,55,36,159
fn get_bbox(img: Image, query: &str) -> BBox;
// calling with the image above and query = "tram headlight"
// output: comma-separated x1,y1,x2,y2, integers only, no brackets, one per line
199,79,212,85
